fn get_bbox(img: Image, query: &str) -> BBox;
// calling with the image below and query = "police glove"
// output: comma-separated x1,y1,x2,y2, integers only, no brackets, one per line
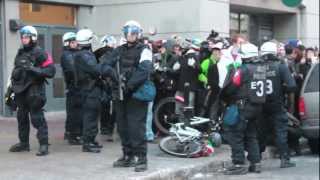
5,86,17,111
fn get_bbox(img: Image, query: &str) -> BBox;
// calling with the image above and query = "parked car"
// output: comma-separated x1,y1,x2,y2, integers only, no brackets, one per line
299,63,319,154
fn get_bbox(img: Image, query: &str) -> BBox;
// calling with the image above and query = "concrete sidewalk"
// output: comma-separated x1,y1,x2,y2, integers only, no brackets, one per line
0,112,231,180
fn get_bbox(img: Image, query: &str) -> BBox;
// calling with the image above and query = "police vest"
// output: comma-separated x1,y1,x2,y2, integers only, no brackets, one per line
11,49,37,93
246,62,267,104
74,50,98,90
61,49,77,88
265,61,282,100
118,43,146,78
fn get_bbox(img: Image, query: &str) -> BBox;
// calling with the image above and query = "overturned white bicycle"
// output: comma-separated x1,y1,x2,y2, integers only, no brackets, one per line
159,106,222,158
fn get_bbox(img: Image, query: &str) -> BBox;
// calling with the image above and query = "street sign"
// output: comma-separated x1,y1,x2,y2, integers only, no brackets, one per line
282,0,302,7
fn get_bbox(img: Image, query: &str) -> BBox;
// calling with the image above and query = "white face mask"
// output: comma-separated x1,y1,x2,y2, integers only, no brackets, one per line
231,46,239,55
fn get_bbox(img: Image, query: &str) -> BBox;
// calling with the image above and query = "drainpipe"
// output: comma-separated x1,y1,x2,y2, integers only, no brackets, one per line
0,0,6,116
297,2,306,44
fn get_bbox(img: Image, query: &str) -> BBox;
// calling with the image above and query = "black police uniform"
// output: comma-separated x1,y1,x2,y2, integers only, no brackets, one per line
61,47,82,144
10,45,56,156
74,46,104,153
258,54,296,168
96,47,116,136
103,42,152,172
221,60,266,174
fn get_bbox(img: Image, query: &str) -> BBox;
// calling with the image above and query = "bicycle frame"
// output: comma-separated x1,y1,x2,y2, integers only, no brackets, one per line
169,116,211,143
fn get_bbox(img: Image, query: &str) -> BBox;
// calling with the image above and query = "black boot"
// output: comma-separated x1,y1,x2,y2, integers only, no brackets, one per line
248,163,261,173
134,155,148,172
294,147,302,156
280,158,296,168
92,141,103,149
9,143,30,152
223,164,248,175
36,144,49,156
64,132,70,140
82,144,101,153
113,154,136,167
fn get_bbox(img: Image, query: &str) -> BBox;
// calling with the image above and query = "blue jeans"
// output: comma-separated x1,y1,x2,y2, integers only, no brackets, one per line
146,101,154,141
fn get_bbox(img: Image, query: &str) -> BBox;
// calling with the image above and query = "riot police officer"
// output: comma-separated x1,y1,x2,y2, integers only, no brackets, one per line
74,29,104,153
95,35,117,140
221,43,263,175
9,25,56,156
103,20,153,172
60,32,82,145
258,41,297,168
95,35,117,60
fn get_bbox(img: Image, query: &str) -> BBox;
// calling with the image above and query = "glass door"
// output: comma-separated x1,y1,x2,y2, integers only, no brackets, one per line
34,25,76,111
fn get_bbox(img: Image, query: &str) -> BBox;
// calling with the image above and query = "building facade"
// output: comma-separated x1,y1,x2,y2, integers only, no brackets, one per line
0,0,319,115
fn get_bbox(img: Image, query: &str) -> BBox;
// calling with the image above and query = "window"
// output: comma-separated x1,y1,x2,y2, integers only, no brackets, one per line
230,12,249,38
20,2,76,26
31,3,41,12
305,64,319,93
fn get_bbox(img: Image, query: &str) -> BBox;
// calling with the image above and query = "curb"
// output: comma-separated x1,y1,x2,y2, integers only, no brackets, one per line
130,143,309,180
128,146,230,180
129,159,223,180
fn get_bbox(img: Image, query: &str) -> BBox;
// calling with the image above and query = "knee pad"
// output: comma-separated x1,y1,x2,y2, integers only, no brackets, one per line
27,95,46,109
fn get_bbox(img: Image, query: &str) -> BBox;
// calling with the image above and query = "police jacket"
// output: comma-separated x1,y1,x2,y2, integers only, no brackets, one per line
94,46,114,62
102,42,153,100
61,47,77,90
74,47,103,97
11,45,56,94
98,47,114,63
262,54,296,108
220,59,267,105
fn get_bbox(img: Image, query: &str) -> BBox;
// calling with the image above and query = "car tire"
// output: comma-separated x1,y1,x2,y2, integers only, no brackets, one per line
308,138,319,154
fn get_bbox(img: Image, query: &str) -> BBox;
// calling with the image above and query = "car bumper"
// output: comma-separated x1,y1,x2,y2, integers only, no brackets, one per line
301,126,319,139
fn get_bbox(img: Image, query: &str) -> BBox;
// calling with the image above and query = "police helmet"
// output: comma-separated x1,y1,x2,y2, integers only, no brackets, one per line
260,41,277,56
100,35,117,48
76,29,94,46
122,20,143,40
20,25,38,42
62,32,77,47
239,43,259,59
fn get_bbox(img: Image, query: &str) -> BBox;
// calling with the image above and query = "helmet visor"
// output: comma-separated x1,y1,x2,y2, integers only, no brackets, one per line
123,26,141,38
21,34,31,39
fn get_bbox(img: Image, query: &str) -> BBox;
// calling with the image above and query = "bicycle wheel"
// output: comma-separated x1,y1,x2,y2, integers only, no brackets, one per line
154,97,183,134
159,136,203,158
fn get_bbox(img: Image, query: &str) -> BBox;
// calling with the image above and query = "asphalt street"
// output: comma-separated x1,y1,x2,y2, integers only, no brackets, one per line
0,112,319,180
